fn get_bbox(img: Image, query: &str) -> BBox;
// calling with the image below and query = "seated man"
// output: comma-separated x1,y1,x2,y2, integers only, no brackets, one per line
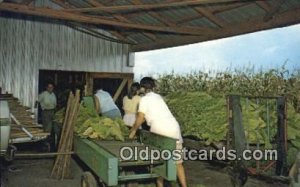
94,88,121,119
129,77,187,187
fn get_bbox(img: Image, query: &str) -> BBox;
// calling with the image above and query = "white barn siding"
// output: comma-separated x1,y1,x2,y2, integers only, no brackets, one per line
0,16,133,108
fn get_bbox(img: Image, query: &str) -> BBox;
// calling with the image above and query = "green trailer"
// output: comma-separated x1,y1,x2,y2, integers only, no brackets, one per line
74,130,177,186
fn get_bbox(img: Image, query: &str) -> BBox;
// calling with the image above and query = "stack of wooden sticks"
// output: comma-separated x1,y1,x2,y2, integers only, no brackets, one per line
51,90,80,179
0,94,48,139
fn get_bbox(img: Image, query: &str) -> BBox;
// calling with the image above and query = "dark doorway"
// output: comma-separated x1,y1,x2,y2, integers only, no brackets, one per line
93,78,128,115
38,70,86,122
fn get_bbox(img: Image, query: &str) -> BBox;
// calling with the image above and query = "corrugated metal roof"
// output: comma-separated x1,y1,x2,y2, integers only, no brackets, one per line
202,2,248,14
129,12,162,25
33,0,62,9
184,17,219,28
158,6,200,23
155,33,178,40
127,33,153,43
94,0,131,6
140,0,162,4
1,0,300,51
109,0,132,6
68,0,92,8
280,0,300,12
215,4,265,24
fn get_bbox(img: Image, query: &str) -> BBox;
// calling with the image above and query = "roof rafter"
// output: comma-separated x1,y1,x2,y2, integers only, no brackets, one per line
51,0,130,43
256,1,272,12
21,0,35,5
263,0,285,21
160,0,226,27
194,7,226,28
88,0,156,40
65,0,245,13
133,7,300,51
51,0,69,8
0,2,214,35
210,1,251,14
175,14,202,25
131,0,177,27
124,1,251,26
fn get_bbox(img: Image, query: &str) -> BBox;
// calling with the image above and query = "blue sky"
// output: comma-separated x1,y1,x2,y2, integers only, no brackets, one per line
134,24,300,79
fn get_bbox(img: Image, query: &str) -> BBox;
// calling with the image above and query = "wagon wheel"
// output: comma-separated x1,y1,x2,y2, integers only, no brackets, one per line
81,171,97,187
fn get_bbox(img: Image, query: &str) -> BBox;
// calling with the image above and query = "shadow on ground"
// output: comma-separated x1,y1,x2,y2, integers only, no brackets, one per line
0,157,289,187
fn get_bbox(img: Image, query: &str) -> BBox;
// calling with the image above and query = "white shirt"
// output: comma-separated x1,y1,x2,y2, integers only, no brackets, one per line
38,91,57,110
138,92,183,143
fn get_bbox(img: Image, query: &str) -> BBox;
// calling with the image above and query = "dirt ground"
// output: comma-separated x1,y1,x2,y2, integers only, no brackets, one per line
1,158,81,187
0,157,289,187
184,161,288,187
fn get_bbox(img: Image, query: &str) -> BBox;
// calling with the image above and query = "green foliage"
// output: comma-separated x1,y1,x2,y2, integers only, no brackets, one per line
74,107,130,141
53,107,66,124
287,103,300,145
55,104,130,141
158,66,300,167
165,92,227,145
157,65,300,112
287,147,299,167
165,92,282,146
77,117,127,141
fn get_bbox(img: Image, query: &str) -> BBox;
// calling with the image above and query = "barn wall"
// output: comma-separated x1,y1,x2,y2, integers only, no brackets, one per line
0,16,133,108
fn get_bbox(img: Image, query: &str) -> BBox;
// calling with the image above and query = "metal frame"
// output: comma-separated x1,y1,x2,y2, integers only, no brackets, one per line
74,137,119,186
74,130,177,186
227,95,288,177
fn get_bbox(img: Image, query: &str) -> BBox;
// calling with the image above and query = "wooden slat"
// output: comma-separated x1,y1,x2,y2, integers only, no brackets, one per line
51,90,80,179
10,132,49,139
5,93,45,139
0,2,213,35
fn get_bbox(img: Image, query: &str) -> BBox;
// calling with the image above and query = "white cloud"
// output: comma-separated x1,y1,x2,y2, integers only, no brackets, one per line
133,57,155,80
133,24,300,77
263,46,279,55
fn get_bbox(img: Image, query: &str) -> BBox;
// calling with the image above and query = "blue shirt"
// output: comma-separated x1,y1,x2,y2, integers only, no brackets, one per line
94,90,119,113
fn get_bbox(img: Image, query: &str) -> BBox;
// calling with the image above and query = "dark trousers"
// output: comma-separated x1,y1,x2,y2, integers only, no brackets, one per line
41,109,55,133
42,110,62,151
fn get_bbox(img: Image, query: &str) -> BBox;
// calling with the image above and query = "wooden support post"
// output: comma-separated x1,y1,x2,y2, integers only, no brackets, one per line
276,96,288,176
85,73,93,96
113,79,127,102
127,78,133,93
